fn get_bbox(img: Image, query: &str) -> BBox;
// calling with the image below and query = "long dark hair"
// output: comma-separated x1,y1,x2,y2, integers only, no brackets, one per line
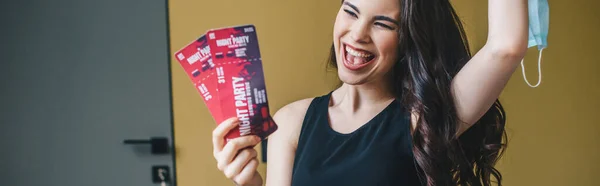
328,0,507,185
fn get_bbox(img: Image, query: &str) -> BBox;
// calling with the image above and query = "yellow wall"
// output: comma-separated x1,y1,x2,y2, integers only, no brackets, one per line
457,0,600,185
493,0,600,185
169,0,599,185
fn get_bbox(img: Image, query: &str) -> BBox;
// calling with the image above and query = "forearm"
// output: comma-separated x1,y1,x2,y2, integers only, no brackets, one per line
486,0,528,53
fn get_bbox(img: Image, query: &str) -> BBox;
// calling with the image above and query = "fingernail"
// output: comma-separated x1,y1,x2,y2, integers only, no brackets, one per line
255,136,261,142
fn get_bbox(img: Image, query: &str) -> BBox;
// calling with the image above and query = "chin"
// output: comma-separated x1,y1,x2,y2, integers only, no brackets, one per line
337,70,370,85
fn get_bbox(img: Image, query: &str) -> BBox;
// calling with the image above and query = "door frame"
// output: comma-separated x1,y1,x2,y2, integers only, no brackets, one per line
165,0,178,185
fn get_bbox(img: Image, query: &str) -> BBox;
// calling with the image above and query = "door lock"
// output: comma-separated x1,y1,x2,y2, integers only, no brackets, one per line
123,137,170,154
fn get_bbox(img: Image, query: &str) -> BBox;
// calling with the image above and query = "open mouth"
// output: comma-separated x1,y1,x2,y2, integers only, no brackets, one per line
342,43,375,70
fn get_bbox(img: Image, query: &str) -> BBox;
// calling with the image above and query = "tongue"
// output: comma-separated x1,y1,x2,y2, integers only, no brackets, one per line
347,54,369,65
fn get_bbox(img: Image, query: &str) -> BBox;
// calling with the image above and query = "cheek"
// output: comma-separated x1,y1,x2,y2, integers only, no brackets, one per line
332,12,343,50
333,12,352,39
383,37,399,56
333,11,351,58
333,12,342,37
376,35,399,67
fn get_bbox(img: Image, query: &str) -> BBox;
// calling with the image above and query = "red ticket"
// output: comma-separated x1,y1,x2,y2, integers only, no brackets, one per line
207,25,278,141
174,35,223,122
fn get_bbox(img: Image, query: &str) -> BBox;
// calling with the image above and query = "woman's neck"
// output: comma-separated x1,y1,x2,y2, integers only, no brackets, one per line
331,79,395,113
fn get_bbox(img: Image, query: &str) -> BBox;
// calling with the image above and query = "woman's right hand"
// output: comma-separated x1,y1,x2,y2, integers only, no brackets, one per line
212,117,263,186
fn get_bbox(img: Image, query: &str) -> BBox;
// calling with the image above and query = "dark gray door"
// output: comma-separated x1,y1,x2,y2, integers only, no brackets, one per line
0,0,175,185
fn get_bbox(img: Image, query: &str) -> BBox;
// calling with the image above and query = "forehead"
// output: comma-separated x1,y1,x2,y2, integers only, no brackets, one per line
344,0,401,19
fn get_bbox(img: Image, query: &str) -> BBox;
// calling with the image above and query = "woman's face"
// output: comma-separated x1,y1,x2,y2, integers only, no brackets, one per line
333,0,400,85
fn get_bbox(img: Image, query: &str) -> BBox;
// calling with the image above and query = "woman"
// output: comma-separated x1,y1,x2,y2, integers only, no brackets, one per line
212,0,527,185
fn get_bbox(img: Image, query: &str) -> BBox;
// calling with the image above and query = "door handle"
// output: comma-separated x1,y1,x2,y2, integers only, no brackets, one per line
123,137,170,155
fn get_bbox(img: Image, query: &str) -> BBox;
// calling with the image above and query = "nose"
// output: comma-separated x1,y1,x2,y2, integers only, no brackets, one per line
350,20,371,44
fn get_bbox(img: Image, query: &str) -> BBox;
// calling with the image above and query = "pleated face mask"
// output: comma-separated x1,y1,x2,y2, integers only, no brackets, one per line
521,0,549,87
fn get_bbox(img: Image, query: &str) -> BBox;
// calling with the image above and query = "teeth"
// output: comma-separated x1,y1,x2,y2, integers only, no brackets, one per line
345,46,372,58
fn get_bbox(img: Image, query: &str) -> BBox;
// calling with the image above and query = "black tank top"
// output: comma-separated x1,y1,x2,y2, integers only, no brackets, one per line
291,93,422,186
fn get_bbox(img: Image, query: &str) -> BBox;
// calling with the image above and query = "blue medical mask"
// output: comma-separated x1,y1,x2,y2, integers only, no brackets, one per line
521,0,549,87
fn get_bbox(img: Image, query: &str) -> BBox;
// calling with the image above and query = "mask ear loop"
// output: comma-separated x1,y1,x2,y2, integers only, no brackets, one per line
520,48,544,88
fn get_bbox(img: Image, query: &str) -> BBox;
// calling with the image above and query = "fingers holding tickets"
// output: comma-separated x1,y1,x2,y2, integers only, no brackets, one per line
233,158,260,185
224,148,258,179
217,135,261,172
212,117,263,186
212,117,240,156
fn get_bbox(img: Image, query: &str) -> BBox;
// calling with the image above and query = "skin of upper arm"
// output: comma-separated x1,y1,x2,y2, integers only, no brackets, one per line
450,0,528,135
411,47,525,136
265,98,313,186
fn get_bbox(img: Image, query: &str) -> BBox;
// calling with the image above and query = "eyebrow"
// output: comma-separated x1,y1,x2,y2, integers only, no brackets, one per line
374,16,399,26
343,2,360,14
343,2,399,27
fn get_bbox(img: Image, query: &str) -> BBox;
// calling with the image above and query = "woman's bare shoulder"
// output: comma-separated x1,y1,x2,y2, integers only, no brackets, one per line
271,98,314,147
274,98,314,121
265,98,314,186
